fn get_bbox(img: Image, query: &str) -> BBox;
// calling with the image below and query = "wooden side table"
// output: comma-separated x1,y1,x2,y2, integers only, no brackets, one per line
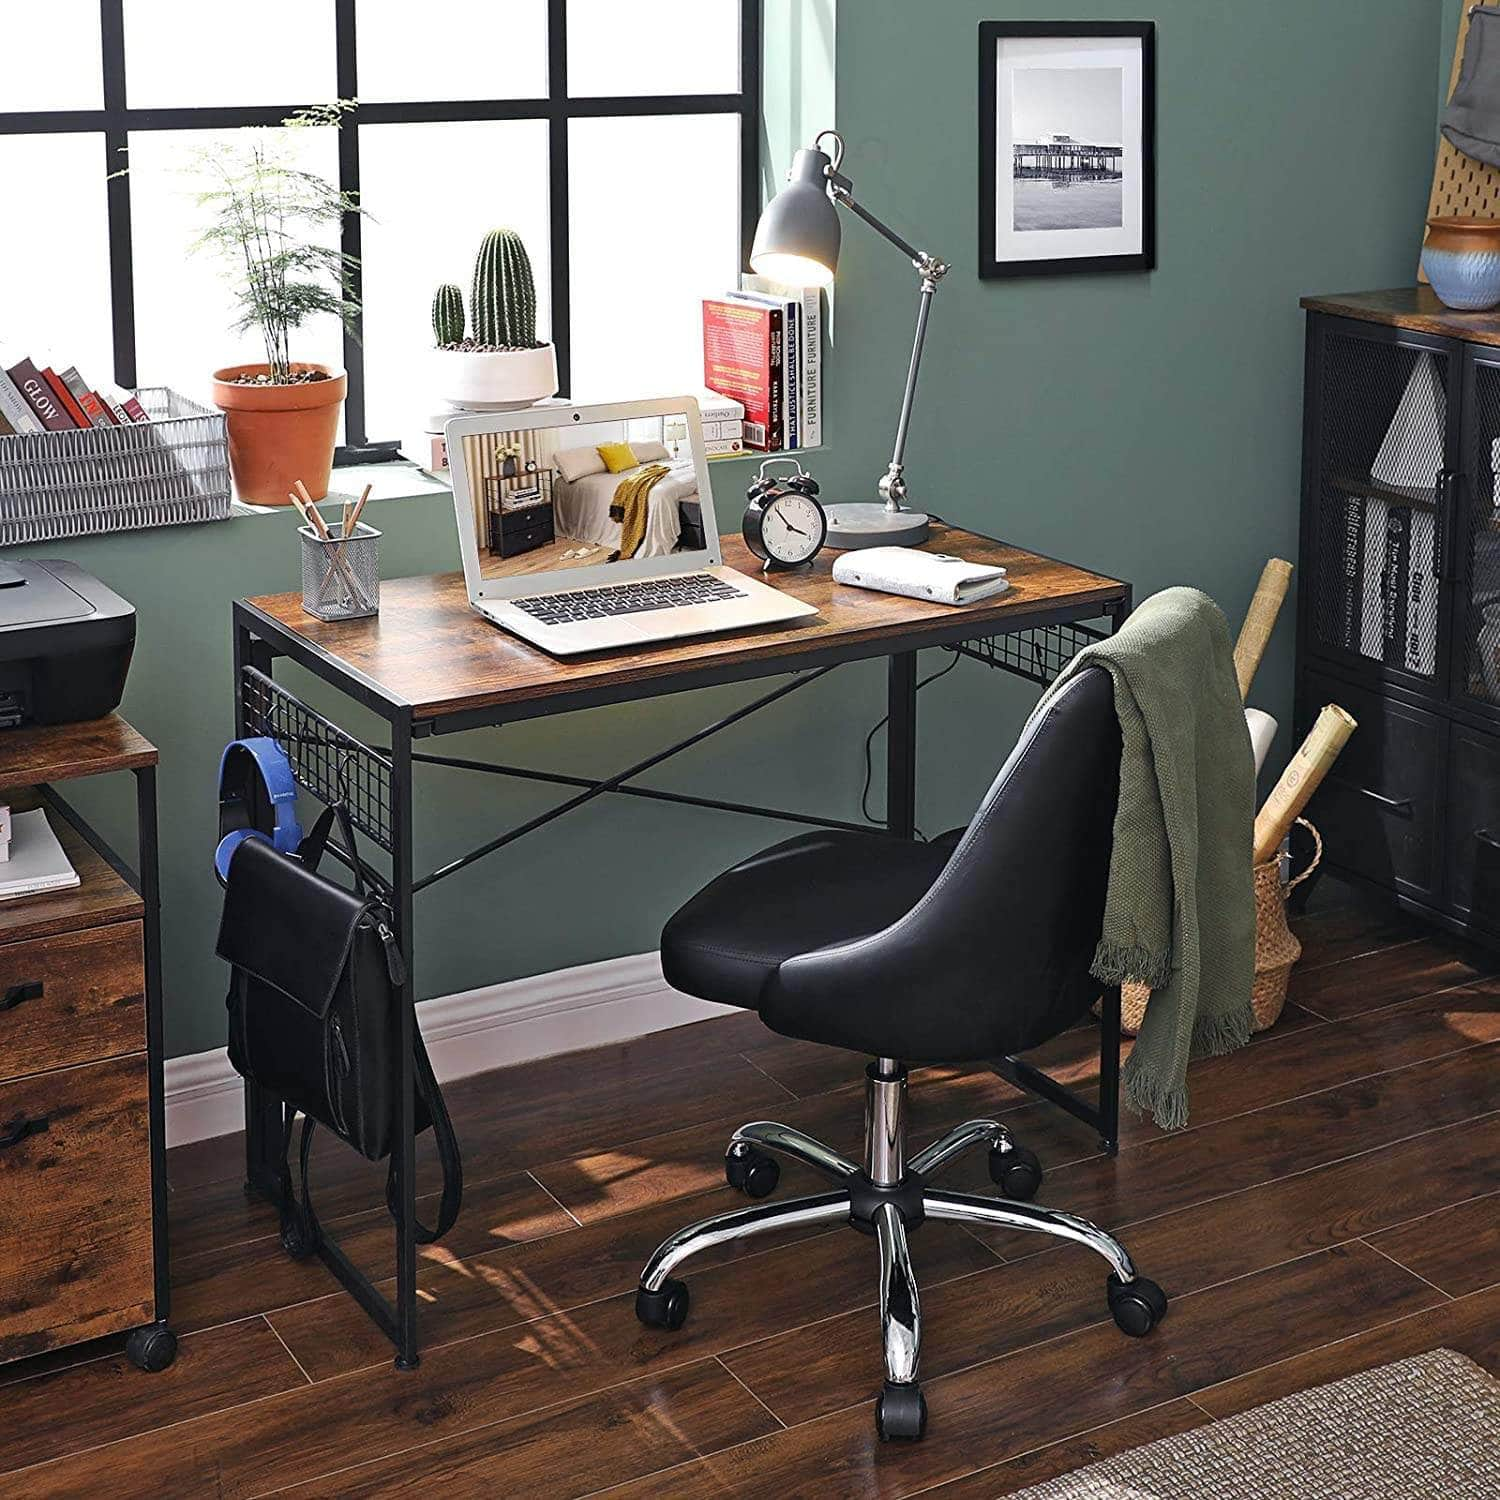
0,714,173,1373
485,469,556,558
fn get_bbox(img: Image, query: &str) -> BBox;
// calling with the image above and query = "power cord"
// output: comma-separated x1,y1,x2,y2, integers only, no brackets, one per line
859,648,963,838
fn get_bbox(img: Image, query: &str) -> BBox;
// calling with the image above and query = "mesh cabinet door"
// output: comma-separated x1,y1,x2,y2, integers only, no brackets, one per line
1305,320,1455,693
1457,346,1500,718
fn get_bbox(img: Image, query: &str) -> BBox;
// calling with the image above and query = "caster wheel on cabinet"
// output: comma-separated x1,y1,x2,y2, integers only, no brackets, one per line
1107,1274,1168,1337
725,1146,780,1199
989,1143,1043,1201
126,1323,177,1373
876,1380,927,1441
635,1278,690,1331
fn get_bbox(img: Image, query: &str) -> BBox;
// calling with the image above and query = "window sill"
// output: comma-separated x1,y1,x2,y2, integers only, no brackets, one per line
229,460,451,518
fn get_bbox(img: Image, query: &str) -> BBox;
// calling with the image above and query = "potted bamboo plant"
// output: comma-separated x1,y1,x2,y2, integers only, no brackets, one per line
192,105,363,504
431,228,558,410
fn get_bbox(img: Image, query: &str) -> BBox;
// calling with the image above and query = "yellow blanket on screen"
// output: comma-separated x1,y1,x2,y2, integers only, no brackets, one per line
609,464,670,560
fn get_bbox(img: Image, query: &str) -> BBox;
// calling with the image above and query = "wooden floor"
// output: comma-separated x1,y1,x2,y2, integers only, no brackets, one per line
3,882,1500,1497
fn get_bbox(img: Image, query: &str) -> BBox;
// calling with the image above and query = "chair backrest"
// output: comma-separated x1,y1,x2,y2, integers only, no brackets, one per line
769,665,1121,1061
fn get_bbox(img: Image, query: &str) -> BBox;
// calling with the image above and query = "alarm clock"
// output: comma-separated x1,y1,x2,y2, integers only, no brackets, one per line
743,458,827,571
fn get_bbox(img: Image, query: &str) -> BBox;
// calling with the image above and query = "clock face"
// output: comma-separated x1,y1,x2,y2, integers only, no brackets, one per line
761,491,825,565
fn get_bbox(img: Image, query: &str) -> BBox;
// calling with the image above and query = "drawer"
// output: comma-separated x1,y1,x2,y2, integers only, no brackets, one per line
1301,671,1446,904
1446,727,1500,930
500,502,551,534
0,1053,154,1362
0,921,144,1084
501,520,554,557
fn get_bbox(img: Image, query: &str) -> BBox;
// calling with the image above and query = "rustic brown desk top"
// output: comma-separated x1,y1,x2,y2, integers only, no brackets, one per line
1300,286,1500,348
241,525,1127,723
0,713,156,790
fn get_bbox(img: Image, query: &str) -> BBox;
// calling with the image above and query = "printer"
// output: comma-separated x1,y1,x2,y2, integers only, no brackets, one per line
0,560,135,729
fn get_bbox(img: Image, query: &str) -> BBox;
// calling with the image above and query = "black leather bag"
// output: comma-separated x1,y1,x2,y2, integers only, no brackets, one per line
216,802,461,1244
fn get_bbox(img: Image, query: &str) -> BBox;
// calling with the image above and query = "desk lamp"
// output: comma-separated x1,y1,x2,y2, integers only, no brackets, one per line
751,129,948,548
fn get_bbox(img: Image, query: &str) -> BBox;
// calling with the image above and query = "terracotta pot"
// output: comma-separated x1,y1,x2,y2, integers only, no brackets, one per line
211,363,347,505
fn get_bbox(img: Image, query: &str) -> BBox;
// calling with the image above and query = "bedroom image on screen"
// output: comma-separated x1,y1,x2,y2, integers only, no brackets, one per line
458,415,708,580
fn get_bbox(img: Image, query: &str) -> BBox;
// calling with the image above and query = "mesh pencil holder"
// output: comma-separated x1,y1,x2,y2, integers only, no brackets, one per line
299,522,380,621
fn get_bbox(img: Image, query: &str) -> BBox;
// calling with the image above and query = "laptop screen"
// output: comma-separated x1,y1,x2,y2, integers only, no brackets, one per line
451,408,712,589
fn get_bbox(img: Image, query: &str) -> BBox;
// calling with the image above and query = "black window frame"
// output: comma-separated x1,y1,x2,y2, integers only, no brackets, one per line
0,0,761,464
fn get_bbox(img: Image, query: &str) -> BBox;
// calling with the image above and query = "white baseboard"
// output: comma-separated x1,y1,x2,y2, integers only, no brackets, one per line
164,951,731,1148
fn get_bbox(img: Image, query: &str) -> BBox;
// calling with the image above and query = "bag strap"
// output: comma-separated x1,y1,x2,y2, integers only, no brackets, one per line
388,1029,464,1244
297,800,367,896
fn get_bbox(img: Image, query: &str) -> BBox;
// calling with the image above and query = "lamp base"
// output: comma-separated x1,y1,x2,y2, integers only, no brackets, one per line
824,503,930,550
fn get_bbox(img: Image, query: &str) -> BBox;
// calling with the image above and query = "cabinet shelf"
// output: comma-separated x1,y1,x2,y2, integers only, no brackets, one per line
1328,472,1439,510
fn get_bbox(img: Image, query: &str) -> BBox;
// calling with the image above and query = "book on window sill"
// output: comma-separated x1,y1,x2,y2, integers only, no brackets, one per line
0,808,80,900
702,298,784,451
739,275,822,449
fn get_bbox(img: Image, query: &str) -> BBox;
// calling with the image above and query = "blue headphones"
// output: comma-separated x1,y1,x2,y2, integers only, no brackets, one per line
214,737,302,884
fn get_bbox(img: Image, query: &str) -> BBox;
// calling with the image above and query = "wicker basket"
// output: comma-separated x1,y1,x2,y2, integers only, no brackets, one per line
1117,819,1322,1036
0,387,231,543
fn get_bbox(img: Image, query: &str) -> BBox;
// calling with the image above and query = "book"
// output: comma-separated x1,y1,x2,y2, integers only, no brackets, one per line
40,368,91,430
702,299,783,451
59,367,118,429
1405,509,1438,675
1380,506,1411,668
103,383,152,424
742,275,821,448
1339,492,1364,652
1358,494,1387,661
0,808,80,900
4,354,74,431
0,346,43,435
728,289,799,447
694,388,745,425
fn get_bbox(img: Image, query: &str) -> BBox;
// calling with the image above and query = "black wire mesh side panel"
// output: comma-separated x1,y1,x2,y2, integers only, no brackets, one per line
239,667,394,852
1310,331,1446,681
954,621,1108,686
1464,357,1500,710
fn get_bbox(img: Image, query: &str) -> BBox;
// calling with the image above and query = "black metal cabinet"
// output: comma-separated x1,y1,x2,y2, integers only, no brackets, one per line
1298,293,1500,946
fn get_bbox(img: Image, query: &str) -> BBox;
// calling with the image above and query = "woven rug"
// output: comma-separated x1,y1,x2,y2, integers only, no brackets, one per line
1011,1349,1500,1498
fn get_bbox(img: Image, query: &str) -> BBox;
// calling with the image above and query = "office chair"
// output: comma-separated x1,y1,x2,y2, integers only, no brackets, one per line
634,666,1166,1441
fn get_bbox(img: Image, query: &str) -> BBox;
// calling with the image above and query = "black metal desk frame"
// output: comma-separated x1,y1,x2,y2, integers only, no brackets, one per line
231,583,1131,1370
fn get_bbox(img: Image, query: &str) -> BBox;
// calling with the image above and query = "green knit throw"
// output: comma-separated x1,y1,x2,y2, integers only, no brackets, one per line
1035,586,1256,1129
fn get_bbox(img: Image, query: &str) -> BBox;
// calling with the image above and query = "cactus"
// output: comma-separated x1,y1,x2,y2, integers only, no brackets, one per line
431,283,465,346
471,228,538,349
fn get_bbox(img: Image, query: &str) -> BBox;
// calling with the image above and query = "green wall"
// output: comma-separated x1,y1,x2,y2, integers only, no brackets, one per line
11,1,1444,1059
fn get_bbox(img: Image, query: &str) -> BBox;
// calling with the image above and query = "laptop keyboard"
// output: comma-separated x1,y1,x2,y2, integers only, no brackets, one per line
513,572,746,626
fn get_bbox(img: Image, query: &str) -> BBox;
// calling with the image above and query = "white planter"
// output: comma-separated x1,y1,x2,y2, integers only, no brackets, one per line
434,343,559,411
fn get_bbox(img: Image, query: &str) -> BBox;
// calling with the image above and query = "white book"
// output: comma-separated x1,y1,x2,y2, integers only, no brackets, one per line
694,388,745,424
743,276,821,448
0,345,42,435
832,547,1009,606
0,808,79,899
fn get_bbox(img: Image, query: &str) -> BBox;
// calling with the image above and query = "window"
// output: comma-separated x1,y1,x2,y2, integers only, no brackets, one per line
0,0,760,462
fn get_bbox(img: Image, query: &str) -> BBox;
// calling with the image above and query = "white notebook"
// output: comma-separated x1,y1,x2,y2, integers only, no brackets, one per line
832,547,1010,606
0,809,80,900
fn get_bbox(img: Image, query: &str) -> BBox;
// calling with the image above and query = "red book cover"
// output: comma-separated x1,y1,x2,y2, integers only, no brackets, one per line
59,366,118,428
41,368,90,430
5,356,75,431
702,299,783,450
105,384,151,423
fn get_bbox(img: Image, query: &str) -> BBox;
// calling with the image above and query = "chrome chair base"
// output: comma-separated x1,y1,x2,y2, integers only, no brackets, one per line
636,1059,1167,1442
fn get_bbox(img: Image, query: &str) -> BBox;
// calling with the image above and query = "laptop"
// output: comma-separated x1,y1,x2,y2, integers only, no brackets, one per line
447,396,818,655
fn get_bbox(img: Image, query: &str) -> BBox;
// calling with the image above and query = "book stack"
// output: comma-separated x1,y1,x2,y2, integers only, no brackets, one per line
1334,353,1441,676
0,809,80,901
702,276,823,454
0,346,153,436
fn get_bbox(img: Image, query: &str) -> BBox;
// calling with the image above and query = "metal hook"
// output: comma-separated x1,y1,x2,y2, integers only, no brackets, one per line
814,128,845,173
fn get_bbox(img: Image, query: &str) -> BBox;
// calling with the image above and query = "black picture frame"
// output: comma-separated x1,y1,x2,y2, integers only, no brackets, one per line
978,20,1156,279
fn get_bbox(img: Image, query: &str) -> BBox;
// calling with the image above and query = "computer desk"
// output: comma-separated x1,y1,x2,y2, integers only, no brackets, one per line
231,521,1131,1369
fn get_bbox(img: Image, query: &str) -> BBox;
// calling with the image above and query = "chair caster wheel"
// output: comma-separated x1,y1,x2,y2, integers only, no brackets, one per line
635,1278,690,1331
876,1380,927,1441
279,1210,319,1261
126,1323,177,1373
725,1145,780,1199
989,1143,1043,1201
1107,1273,1168,1336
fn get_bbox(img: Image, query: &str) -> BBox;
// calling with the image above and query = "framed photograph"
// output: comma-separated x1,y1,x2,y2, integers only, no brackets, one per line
979,21,1155,278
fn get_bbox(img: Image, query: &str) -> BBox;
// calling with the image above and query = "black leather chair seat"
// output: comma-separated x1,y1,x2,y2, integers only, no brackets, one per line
662,828,961,1013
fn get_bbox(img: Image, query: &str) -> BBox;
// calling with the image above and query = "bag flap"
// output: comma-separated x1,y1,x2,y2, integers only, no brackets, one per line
216,835,371,1018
